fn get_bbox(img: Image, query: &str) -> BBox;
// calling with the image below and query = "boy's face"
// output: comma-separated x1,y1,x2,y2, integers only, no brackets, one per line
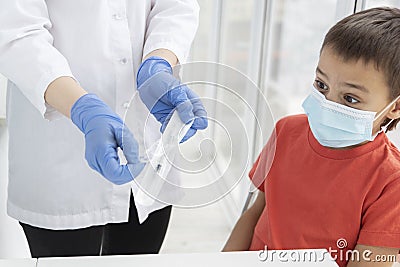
315,46,400,135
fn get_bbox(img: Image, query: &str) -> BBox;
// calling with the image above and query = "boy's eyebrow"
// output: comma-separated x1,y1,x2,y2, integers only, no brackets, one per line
316,67,328,77
342,82,369,92
317,66,369,93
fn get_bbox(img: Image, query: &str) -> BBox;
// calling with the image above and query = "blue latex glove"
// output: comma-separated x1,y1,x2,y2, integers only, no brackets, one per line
71,94,145,185
136,56,208,142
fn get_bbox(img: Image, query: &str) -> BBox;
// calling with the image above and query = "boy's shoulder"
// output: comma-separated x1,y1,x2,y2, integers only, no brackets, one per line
382,137,400,169
275,114,308,134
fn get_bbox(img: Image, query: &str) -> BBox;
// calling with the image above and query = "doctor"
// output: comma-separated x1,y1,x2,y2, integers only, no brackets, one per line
0,0,207,258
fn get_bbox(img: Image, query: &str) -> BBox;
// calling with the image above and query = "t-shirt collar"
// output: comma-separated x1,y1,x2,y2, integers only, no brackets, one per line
307,127,387,160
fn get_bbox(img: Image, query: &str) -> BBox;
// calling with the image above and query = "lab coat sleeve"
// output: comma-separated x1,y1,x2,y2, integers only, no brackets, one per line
0,0,75,120
143,0,200,64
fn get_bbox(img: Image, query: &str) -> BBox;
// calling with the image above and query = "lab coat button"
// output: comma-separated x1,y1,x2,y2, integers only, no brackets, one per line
123,101,130,109
120,58,128,64
112,13,123,20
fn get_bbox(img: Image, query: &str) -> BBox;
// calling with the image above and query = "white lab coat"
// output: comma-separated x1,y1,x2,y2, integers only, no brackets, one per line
0,0,199,229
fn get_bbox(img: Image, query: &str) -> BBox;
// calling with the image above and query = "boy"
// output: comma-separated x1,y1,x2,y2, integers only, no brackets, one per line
223,7,400,267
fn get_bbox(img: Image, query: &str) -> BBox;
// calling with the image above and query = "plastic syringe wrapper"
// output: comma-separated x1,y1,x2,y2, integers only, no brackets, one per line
125,95,193,223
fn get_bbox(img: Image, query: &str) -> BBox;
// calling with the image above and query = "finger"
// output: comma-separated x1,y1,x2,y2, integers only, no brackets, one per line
168,84,194,124
176,100,194,124
185,88,208,130
115,127,146,182
180,128,197,143
119,127,141,164
160,110,175,133
103,150,134,185
192,116,208,130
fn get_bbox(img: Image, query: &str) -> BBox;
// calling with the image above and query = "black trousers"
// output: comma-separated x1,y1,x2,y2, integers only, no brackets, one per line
20,195,172,258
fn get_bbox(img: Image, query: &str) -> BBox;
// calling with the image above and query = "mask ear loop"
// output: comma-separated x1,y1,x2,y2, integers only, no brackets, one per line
373,95,400,135
380,118,395,133
371,118,394,139
374,96,400,120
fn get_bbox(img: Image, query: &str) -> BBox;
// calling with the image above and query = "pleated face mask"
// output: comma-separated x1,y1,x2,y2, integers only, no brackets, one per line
302,87,397,148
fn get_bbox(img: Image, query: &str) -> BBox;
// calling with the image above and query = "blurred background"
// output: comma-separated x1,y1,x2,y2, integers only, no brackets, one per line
1,0,400,258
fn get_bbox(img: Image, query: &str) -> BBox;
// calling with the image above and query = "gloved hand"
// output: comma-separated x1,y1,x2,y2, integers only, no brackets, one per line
136,56,208,142
71,94,145,185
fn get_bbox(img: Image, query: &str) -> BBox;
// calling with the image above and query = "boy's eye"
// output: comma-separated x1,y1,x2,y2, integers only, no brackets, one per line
314,80,328,91
344,95,359,104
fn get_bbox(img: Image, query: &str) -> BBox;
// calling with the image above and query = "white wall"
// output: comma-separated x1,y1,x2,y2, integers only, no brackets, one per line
0,76,30,258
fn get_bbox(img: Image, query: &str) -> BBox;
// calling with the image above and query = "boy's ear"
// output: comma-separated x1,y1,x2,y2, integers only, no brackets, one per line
386,98,400,120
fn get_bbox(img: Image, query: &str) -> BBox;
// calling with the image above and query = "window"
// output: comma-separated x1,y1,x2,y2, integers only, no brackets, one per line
185,0,344,219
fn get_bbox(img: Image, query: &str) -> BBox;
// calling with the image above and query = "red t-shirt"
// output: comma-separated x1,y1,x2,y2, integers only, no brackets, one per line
249,114,400,267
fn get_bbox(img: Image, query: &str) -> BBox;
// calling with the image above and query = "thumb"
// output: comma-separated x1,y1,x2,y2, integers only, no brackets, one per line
119,127,146,179
117,127,142,164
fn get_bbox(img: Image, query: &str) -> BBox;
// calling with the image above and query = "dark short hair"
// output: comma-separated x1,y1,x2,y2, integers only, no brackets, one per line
321,7,400,131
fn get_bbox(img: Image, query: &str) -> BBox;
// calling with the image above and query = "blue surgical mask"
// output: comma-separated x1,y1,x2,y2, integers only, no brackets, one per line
302,87,397,148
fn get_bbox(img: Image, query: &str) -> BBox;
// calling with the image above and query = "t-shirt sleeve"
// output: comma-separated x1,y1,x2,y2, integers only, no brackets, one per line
357,177,400,248
249,153,263,191
249,127,278,192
